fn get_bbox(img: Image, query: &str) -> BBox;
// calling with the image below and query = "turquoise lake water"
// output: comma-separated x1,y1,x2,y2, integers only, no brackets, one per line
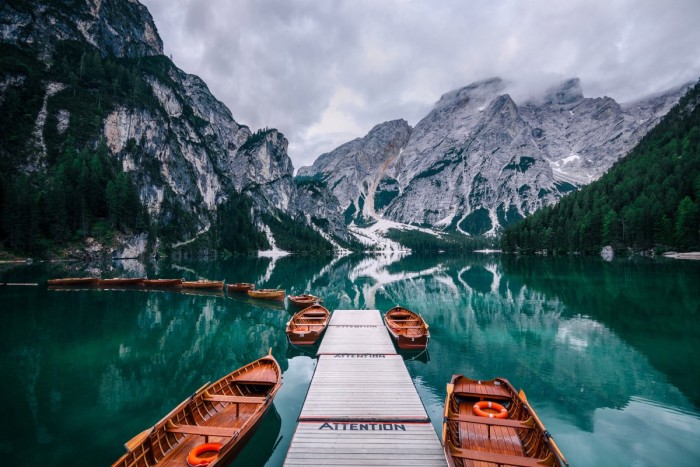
1,253,699,466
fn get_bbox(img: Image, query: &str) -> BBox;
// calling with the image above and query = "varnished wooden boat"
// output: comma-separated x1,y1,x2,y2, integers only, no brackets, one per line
143,278,183,288
98,277,145,286
383,306,430,349
113,351,282,467
47,277,99,286
443,375,568,467
285,305,330,345
227,283,255,293
247,289,285,301
287,293,322,308
182,280,224,290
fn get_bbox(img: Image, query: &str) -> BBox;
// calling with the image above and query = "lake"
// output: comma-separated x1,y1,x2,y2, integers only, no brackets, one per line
1,253,699,466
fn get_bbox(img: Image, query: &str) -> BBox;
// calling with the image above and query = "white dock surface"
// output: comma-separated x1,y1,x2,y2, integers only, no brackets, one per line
328,309,384,326
317,325,395,355
284,309,446,466
299,355,428,421
284,421,447,466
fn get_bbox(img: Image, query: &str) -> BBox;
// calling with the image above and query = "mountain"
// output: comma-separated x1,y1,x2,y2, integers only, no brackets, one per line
0,0,350,258
297,119,411,225
300,77,689,235
501,79,700,254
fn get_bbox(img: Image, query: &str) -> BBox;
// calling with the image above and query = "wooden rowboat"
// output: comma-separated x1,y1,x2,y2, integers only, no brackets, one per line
143,278,183,287
287,293,322,308
182,280,224,290
113,351,282,467
443,375,568,467
227,283,255,293
247,289,285,301
47,277,99,286
98,278,145,286
383,306,430,350
285,305,330,345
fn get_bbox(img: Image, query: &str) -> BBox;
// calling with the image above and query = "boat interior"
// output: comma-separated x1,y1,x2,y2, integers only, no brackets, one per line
444,378,557,467
114,362,278,467
387,311,427,337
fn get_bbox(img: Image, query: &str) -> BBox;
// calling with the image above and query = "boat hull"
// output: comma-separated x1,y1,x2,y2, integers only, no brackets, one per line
387,328,429,349
288,294,321,308
143,279,183,287
228,283,255,292
182,280,224,290
285,305,330,345
384,306,430,350
98,278,145,286
247,289,285,301
47,277,99,286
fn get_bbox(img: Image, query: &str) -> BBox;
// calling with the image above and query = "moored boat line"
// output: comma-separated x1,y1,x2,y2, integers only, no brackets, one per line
47,277,99,286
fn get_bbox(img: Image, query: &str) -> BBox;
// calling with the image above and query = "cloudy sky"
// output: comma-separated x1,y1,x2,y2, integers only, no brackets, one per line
141,0,700,169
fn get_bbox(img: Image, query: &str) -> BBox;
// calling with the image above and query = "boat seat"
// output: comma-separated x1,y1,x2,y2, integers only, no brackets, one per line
203,393,267,404
166,421,239,441
448,442,555,467
446,408,535,439
453,391,511,401
232,379,277,386
203,391,267,416
446,413,536,430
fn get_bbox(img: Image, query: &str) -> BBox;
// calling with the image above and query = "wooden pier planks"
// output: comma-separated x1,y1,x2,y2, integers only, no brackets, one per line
284,309,446,466
328,309,384,326
316,325,396,355
299,355,428,421
284,421,447,466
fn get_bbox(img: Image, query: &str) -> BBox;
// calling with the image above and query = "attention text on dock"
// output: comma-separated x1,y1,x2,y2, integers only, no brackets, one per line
318,422,407,431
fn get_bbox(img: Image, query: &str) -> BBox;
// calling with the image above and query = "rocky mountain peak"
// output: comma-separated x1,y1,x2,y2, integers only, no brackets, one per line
544,77,584,105
1,0,163,60
435,77,506,110
303,76,688,237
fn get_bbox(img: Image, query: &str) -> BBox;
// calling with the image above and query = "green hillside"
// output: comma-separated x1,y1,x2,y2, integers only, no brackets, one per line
502,79,700,254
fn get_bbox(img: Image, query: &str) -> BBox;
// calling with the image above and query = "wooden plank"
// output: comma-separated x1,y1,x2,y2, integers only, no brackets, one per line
317,325,395,355
447,442,550,467
166,423,238,437
299,355,427,421
329,309,383,326
284,421,446,466
203,393,266,404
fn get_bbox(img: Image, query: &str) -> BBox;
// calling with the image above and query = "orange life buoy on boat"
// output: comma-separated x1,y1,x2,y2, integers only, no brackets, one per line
473,401,508,419
187,442,223,466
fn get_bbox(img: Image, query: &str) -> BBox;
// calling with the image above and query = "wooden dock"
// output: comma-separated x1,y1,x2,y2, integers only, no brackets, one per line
284,309,446,466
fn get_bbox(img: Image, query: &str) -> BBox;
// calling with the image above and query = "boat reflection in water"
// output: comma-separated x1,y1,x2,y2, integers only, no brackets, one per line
229,403,283,467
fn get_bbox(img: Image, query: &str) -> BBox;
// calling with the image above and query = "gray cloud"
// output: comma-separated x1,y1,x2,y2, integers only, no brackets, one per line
141,0,700,169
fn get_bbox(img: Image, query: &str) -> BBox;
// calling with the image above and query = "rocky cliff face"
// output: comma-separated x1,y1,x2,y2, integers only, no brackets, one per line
298,119,411,225
1,0,350,255
1,0,163,59
302,77,689,235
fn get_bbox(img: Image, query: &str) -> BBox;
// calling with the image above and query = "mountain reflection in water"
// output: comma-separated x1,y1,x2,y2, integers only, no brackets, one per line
0,252,698,466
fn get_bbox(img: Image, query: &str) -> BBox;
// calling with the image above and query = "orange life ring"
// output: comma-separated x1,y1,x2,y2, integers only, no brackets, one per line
473,401,508,419
187,442,223,466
